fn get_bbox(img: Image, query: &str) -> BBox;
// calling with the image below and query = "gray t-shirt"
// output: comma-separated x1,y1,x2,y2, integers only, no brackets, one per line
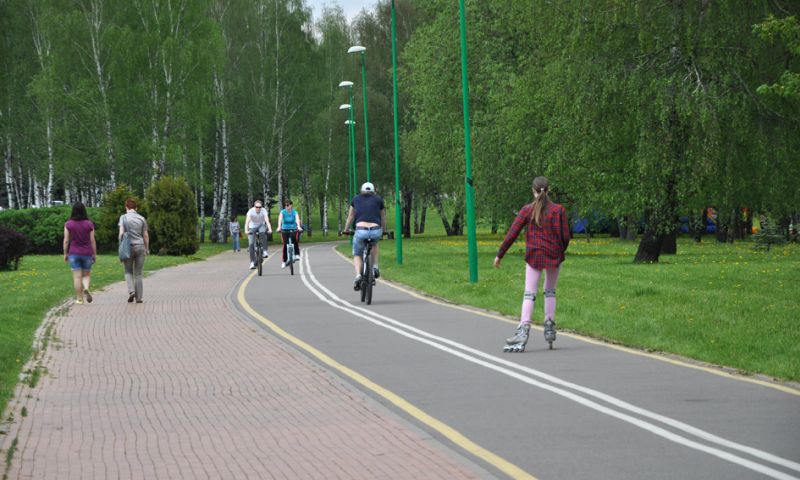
119,212,148,246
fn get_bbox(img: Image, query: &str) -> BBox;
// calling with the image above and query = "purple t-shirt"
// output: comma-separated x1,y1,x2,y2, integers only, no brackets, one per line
65,219,95,256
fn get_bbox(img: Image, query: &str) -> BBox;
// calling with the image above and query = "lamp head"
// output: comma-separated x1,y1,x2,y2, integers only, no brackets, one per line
348,45,366,54
338,81,354,88
339,104,352,110
345,120,355,125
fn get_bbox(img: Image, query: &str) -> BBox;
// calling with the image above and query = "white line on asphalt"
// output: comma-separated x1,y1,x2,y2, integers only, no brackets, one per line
300,247,800,480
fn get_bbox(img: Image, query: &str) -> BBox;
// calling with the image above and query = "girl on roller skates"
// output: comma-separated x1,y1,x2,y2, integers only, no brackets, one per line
494,176,571,352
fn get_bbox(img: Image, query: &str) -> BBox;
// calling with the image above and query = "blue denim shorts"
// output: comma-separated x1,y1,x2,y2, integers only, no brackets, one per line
352,227,383,257
68,255,94,271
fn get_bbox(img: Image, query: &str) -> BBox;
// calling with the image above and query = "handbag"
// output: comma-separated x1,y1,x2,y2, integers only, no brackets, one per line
118,215,132,261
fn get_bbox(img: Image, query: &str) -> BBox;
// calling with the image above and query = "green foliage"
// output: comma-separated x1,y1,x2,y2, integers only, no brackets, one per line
754,15,800,100
0,207,96,254
145,176,198,255
0,225,29,270
97,185,138,252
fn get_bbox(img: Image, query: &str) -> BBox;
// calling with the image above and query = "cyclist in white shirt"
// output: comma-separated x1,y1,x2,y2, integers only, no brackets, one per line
244,200,273,269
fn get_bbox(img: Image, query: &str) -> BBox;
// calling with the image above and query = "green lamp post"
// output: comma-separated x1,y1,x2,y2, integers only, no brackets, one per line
459,0,478,283
391,0,403,265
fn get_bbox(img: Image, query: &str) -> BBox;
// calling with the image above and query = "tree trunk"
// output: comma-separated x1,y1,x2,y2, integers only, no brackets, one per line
210,116,221,243
322,126,332,236
198,133,206,243
432,194,453,235
4,136,16,209
402,190,412,238
661,228,677,254
634,229,663,263
300,166,312,237
419,199,428,234
218,116,230,243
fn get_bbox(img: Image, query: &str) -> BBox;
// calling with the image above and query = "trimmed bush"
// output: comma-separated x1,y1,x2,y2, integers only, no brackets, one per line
145,176,198,255
0,206,104,254
96,185,139,252
0,225,29,270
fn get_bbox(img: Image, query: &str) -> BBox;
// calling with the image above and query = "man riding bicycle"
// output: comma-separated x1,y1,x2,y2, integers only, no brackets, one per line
244,200,273,270
343,182,386,290
277,199,303,269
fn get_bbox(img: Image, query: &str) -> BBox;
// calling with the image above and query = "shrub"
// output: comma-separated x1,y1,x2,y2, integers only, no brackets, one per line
145,176,198,255
1,207,61,254
0,206,102,254
96,185,138,252
0,225,29,270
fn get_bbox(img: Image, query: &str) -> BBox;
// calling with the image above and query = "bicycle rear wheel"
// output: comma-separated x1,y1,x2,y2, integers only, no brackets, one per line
365,263,373,305
360,248,370,303
288,246,294,276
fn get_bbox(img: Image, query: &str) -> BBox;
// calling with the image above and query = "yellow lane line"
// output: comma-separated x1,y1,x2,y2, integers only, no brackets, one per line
331,245,800,397
236,270,536,480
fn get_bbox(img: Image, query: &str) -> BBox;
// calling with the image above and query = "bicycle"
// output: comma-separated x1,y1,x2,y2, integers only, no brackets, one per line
253,229,265,276
345,229,385,305
283,229,299,276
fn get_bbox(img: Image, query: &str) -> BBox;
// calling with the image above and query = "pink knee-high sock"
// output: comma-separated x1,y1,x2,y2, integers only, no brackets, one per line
543,267,560,321
520,264,541,326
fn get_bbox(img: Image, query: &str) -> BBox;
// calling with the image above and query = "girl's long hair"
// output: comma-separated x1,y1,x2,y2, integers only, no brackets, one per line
70,202,89,221
530,176,550,226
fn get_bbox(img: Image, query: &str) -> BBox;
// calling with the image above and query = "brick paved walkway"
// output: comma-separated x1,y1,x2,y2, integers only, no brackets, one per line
0,252,489,479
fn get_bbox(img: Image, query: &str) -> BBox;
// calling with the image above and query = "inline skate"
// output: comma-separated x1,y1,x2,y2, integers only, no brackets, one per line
543,318,556,350
503,323,530,353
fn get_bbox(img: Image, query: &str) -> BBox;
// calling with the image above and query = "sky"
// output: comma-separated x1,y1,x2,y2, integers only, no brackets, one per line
307,0,378,23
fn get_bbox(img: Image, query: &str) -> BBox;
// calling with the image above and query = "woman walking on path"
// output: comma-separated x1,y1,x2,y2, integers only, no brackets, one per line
119,198,150,303
229,213,241,252
63,202,97,305
494,176,571,352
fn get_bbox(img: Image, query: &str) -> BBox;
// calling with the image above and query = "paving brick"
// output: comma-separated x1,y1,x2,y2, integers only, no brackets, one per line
0,252,489,479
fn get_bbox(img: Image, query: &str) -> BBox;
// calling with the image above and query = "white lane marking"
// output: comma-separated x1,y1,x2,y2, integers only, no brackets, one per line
297,247,800,480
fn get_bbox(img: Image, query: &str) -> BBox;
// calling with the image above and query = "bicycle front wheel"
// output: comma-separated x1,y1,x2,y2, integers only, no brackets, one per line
256,242,263,276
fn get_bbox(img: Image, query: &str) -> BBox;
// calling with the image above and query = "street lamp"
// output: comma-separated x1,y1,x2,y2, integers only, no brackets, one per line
348,45,370,182
339,103,357,205
391,0,403,265
339,104,354,201
459,0,478,283
338,81,357,196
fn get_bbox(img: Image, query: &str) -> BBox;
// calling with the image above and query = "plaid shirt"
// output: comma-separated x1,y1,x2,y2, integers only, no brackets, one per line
497,202,570,269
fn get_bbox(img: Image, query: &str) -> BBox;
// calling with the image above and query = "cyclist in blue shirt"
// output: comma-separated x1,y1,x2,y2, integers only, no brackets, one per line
277,199,303,269
343,182,386,289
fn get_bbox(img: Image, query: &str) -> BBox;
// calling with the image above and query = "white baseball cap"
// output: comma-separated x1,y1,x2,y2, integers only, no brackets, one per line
360,182,375,193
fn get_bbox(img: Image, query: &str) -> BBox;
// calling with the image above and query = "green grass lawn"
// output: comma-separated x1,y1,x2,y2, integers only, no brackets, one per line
342,234,800,382
0,242,230,417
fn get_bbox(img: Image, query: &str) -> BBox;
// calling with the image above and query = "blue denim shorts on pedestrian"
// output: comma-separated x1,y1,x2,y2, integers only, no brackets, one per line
68,255,93,271
352,227,383,257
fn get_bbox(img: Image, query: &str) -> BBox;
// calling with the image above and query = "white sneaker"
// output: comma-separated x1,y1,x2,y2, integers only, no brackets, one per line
296,254,301,260
281,262,286,269
262,251,269,258
249,262,256,269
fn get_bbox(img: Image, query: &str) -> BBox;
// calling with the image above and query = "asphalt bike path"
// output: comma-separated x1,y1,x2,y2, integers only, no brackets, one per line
241,243,800,480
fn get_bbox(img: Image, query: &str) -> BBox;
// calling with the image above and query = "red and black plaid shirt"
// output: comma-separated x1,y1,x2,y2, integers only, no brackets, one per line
497,202,570,269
